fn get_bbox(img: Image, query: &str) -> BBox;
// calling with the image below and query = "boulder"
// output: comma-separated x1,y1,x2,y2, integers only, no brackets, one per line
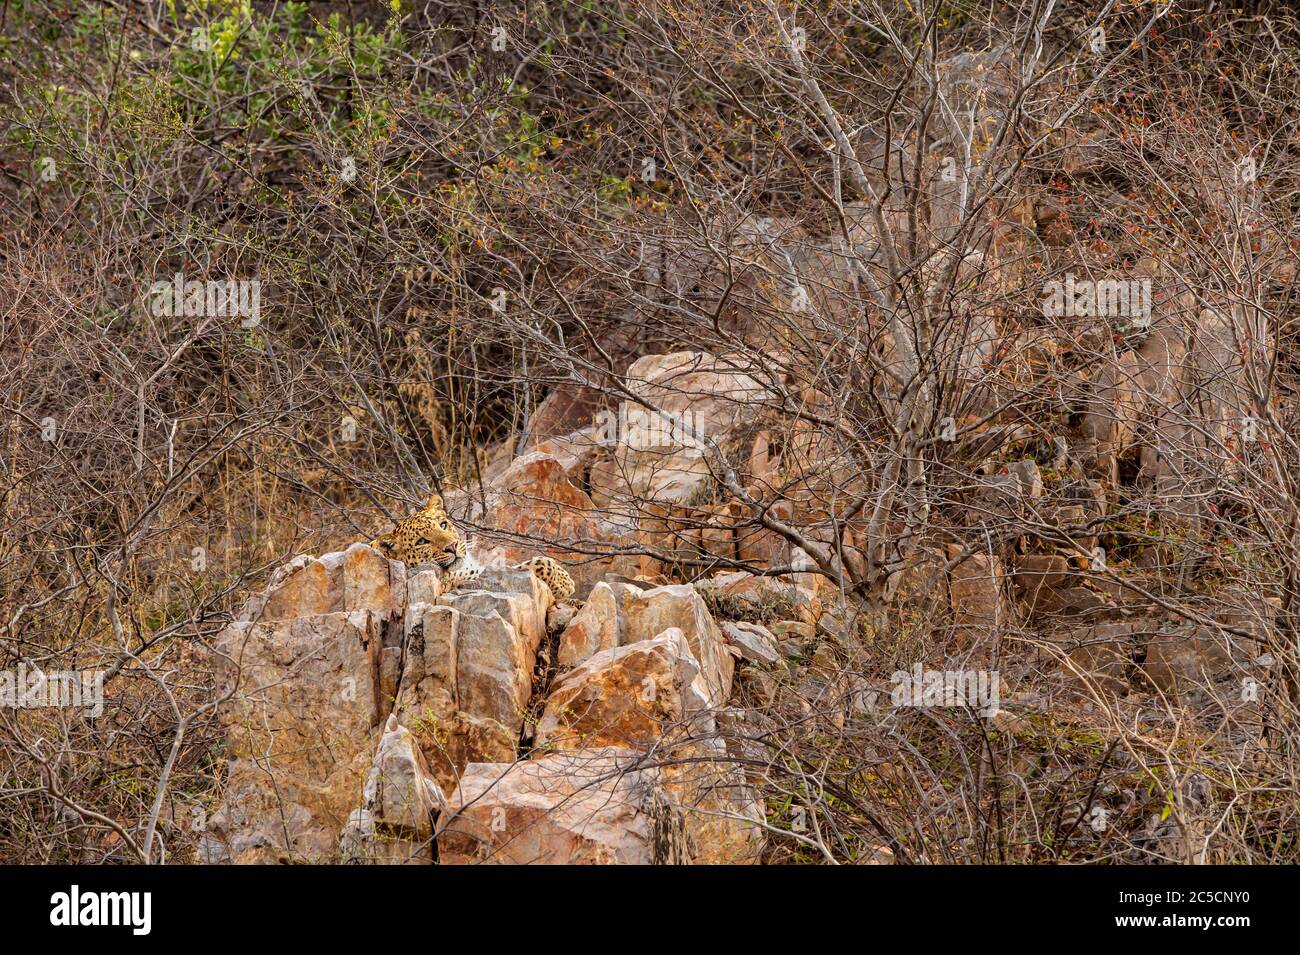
537,628,714,752
368,717,446,834
402,710,517,797
660,734,766,865
435,585,546,738
947,549,1007,640
395,570,548,789
721,621,780,666
615,351,774,504
1013,554,1072,617
556,581,621,667
243,543,407,624
201,608,389,863
206,544,760,865
201,545,412,863
695,570,818,625
397,604,459,721
340,716,445,864
615,583,735,707
437,749,691,864
555,579,734,707
1139,623,1251,699
1049,620,1153,696
537,628,763,864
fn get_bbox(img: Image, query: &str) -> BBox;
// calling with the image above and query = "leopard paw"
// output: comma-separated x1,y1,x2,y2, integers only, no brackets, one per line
439,540,484,591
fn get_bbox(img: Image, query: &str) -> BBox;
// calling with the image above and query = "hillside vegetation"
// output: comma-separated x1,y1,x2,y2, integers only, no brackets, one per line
3,0,1300,864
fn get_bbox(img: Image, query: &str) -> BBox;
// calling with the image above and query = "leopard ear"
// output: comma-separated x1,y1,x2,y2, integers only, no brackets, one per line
423,493,446,514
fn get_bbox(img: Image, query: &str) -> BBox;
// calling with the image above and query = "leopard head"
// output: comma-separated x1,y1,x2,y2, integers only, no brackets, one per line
370,493,463,568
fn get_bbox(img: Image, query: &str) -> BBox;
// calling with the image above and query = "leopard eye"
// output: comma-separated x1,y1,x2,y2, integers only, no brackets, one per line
439,520,449,530
417,537,430,545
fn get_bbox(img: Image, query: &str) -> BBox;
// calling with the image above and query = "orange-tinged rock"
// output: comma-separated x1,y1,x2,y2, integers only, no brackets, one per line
438,749,690,865
537,628,712,752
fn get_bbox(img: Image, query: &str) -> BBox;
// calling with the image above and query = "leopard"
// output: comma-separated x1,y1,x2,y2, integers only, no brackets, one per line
369,492,463,570
369,493,576,604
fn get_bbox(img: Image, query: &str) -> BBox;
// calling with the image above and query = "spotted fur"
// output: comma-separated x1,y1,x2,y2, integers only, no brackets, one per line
516,555,576,603
369,493,461,569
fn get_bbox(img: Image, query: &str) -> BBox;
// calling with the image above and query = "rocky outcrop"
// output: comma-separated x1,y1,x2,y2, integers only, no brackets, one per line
695,569,820,626
555,580,620,667
340,715,445,864
534,628,761,864
1045,610,1272,707
437,749,691,864
613,351,775,504
204,539,762,864
947,548,1008,642
391,567,548,791
721,621,780,666
537,628,713,752
557,580,735,707
199,544,405,864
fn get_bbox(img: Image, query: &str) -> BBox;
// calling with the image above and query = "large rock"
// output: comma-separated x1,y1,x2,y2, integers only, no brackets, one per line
947,548,1007,641
537,628,763,864
395,569,548,790
1139,622,1257,701
556,581,621,667
1047,620,1154,696
556,581,734,707
201,608,390,863
616,351,774,504
243,542,407,623
206,543,761,865
201,545,536,862
436,582,546,736
1013,554,1073,617
340,716,446,864
695,570,819,625
620,584,735,706
368,718,446,833
537,629,713,752
721,621,780,666
665,735,766,865
437,749,691,864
